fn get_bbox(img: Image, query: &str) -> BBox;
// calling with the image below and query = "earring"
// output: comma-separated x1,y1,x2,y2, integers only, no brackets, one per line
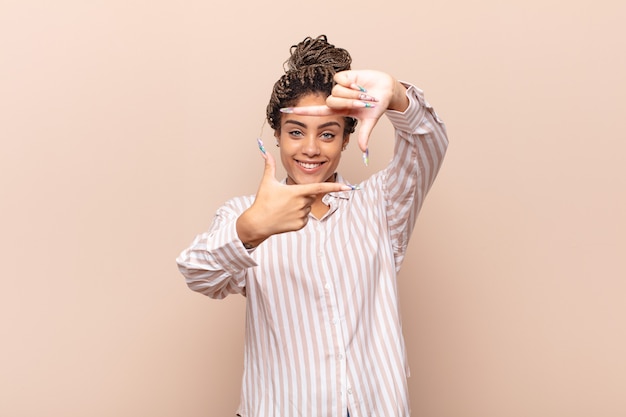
275,143,280,148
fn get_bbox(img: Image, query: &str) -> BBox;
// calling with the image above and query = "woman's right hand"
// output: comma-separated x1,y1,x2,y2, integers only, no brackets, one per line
236,149,352,248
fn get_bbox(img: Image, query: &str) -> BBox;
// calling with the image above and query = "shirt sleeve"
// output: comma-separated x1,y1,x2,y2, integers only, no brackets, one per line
382,82,449,269
175,197,258,299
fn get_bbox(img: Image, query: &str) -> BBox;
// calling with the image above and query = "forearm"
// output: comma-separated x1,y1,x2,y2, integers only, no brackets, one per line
176,226,254,299
236,207,270,249
383,83,448,260
386,84,448,200
176,199,258,298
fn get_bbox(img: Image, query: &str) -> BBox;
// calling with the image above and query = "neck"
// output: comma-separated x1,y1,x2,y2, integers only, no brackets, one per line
311,199,330,218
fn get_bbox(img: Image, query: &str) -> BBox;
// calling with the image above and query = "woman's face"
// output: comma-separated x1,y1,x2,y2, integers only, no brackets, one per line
276,93,349,186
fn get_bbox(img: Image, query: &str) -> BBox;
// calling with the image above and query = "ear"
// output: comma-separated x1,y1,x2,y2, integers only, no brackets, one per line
274,130,281,147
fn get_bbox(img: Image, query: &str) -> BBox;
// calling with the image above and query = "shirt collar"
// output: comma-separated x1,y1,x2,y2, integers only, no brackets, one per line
325,172,357,202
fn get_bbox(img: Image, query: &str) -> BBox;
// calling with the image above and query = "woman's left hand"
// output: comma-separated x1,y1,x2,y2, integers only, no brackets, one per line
283,70,409,153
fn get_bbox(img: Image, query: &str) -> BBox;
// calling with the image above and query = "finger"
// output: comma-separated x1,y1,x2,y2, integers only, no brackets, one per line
283,98,376,115
332,83,378,102
356,118,379,152
300,194,316,205
293,181,354,196
335,71,381,103
356,92,379,102
280,105,334,116
326,96,377,111
261,149,277,182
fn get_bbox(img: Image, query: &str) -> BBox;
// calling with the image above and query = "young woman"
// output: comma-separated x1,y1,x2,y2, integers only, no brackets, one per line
177,35,448,417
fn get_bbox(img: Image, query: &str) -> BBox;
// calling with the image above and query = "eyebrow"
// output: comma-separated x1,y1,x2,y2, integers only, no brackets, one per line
284,120,342,129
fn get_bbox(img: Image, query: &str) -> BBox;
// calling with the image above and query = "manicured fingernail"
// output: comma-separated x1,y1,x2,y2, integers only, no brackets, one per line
341,184,361,191
280,107,294,113
257,138,266,154
363,148,369,166
354,101,376,109
358,93,378,102
351,83,367,92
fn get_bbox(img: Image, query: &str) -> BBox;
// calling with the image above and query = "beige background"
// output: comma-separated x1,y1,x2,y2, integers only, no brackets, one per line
1,0,624,416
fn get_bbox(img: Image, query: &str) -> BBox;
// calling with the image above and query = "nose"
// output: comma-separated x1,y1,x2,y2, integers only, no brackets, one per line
301,134,320,157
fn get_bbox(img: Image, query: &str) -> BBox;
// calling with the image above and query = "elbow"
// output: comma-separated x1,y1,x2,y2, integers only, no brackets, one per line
178,263,243,299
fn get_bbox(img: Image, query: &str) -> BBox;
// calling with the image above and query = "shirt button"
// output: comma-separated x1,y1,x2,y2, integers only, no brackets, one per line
325,283,331,290
337,354,344,360
347,388,353,395
332,318,339,325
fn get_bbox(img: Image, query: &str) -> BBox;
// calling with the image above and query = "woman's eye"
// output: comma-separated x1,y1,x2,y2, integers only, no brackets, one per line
289,130,303,137
321,132,336,140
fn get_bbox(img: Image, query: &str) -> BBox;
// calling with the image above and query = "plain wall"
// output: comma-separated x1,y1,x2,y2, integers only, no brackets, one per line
1,0,624,416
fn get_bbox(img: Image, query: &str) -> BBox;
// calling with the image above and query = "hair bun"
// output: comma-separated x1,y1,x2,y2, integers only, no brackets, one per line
285,35,352,73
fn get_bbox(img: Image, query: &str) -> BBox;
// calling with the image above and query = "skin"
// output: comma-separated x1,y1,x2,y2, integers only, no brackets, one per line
236,69,409,248
277,93,349,214
289,70,410,151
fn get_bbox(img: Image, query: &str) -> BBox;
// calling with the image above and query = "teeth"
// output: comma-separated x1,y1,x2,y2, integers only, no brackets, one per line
298,161,321,169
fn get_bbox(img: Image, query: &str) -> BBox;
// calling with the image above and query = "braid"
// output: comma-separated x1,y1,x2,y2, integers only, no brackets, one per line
266,35,358,135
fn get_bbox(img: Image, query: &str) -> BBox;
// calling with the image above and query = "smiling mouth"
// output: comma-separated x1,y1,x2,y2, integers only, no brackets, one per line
297,160,325,170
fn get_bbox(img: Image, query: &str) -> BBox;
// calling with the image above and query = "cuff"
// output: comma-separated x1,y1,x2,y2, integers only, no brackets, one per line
207,220,258,274
385,82,445,134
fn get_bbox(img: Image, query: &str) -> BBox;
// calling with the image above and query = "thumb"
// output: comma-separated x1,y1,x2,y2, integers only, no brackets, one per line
261,148,278,183
356,118,379,152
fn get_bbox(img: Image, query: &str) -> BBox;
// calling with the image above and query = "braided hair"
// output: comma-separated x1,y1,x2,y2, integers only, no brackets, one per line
266,35,358,136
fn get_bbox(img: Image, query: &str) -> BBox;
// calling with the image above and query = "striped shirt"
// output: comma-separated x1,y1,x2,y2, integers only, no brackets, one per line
176,84,448,417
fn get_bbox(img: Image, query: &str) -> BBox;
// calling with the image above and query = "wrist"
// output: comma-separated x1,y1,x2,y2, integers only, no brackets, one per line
387,80,409,112
236,209,268,249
